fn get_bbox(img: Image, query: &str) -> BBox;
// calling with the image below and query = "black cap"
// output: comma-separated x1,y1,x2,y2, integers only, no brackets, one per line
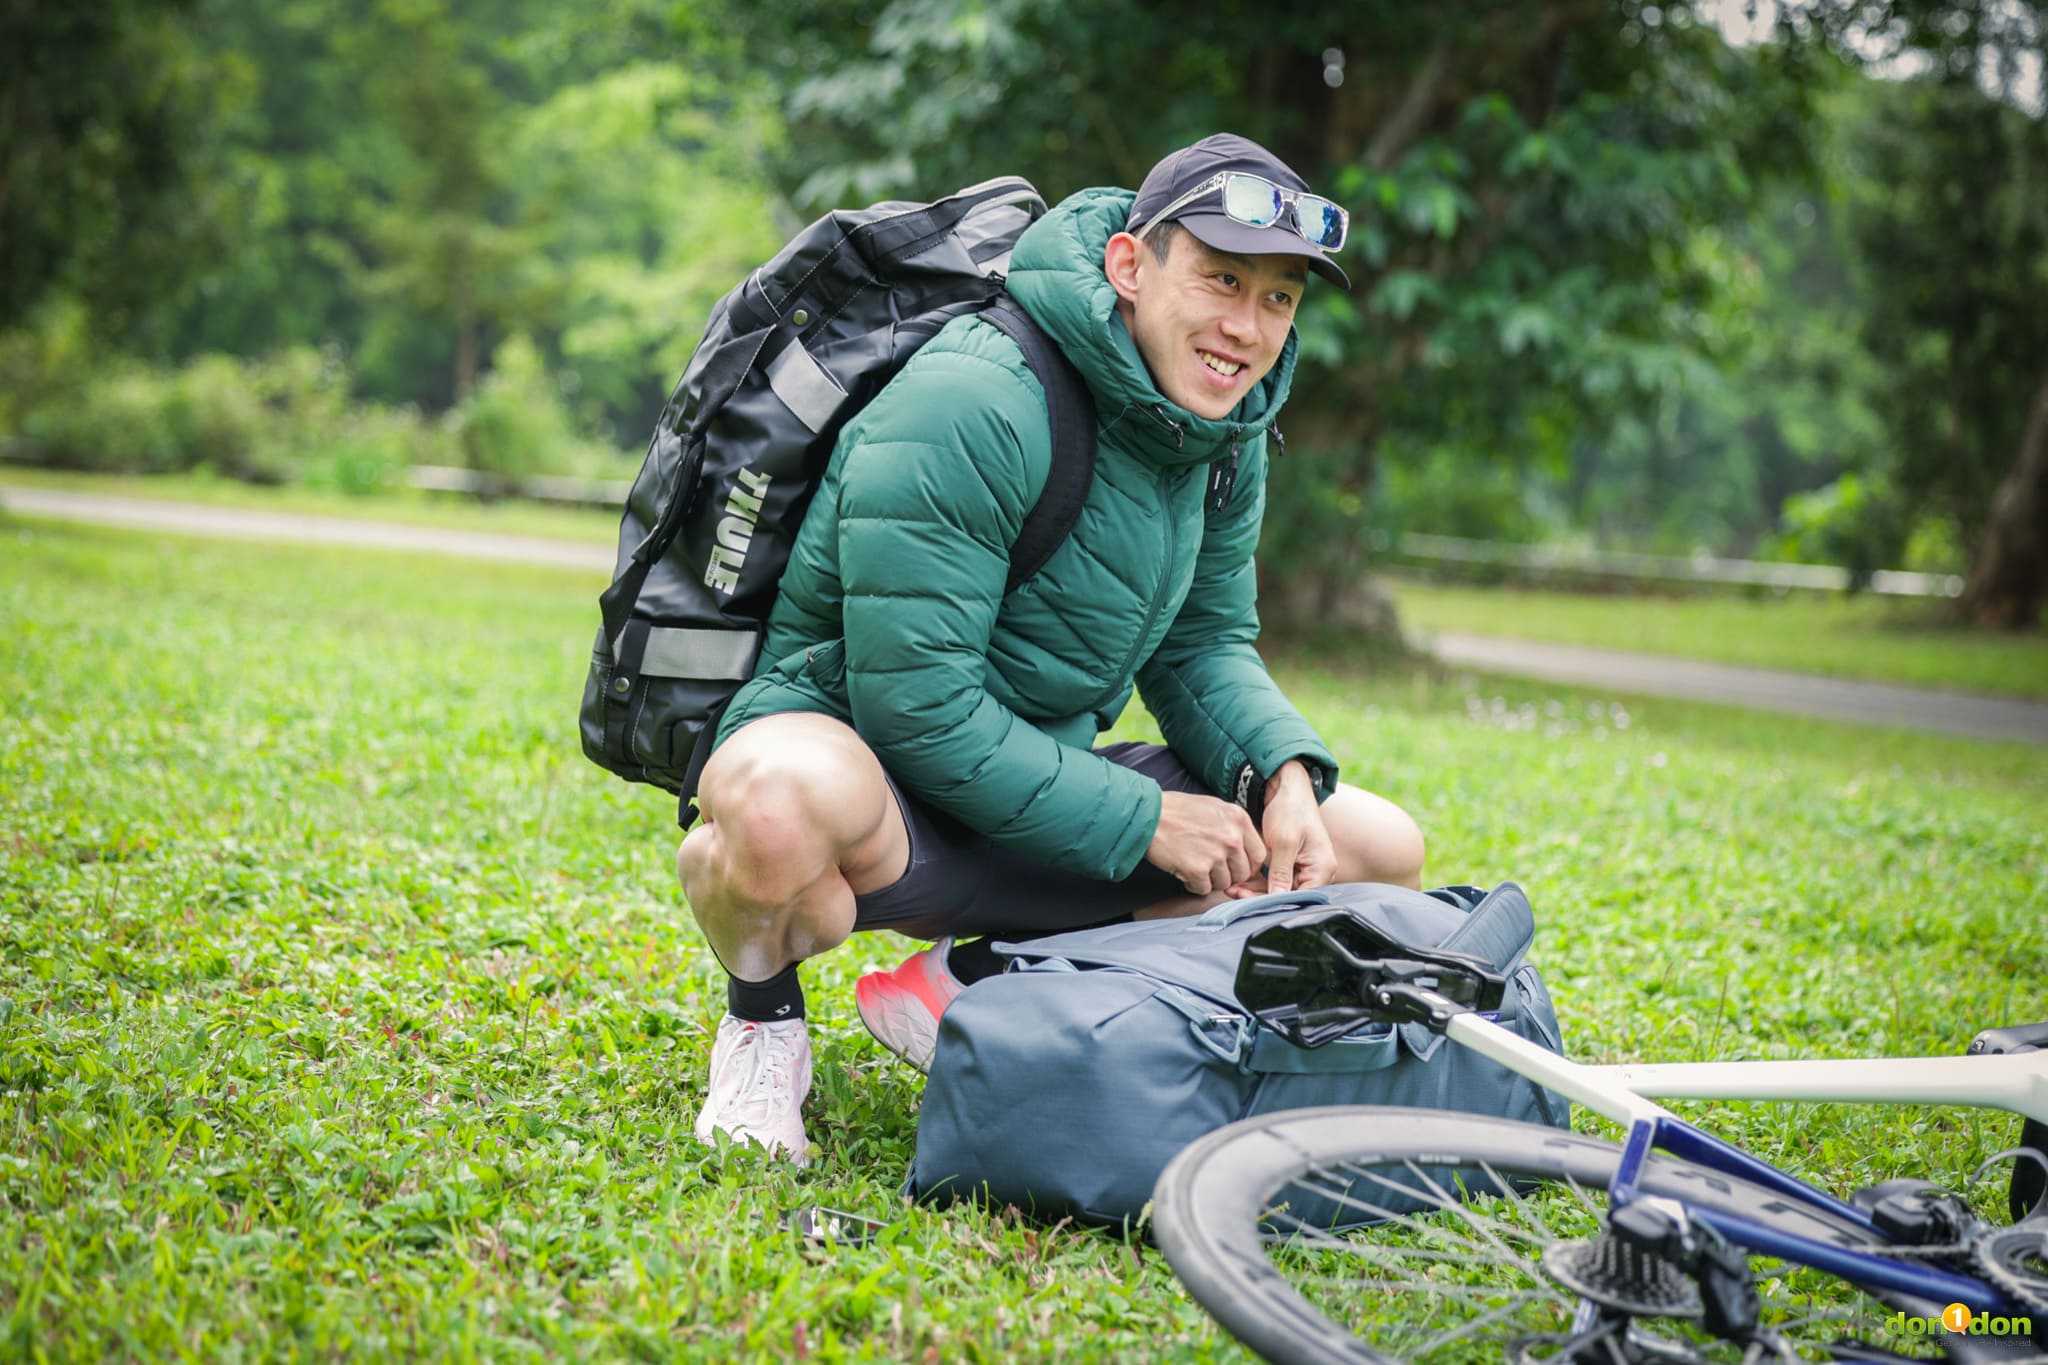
1126,132,1351,291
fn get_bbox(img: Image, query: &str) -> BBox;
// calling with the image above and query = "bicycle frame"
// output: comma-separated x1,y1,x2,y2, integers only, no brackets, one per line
1445,1010,2048,1316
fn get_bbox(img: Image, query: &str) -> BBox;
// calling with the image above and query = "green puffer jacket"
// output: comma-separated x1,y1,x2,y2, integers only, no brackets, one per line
717,187,1338,880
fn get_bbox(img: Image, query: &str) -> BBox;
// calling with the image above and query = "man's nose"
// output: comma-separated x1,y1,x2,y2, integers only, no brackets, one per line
1218,293,1259,342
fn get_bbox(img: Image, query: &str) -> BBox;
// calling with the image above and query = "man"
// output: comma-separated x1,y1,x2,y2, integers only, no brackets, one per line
679,133,1425,1163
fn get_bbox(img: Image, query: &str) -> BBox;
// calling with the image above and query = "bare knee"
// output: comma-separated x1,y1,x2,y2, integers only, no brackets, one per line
674,716,905,978
684,742,846,909
1323,785,1427,891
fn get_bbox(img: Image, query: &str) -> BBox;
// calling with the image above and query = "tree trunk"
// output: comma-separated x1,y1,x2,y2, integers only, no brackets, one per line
1953,370,2048,630
451,231,478,403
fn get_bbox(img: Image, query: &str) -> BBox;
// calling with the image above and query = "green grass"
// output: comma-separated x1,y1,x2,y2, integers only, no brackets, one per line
1390,574,2048,699
3,516,2045,1361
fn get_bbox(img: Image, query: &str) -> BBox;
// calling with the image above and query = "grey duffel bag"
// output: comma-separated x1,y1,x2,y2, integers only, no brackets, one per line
908,880,1570,1228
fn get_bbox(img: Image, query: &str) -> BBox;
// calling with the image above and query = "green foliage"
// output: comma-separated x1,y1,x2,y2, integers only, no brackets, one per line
449,335,576,482
502,61,784,439
3,524,2043,1357
0,299,99,454
1774,471,1912,587
110,0,780,447
744,0,1831,608
12,0,2042,622
18,366,191,476
1370,439,1543,543
1838,69,2048,546
0,0,245,330
1,338,454,489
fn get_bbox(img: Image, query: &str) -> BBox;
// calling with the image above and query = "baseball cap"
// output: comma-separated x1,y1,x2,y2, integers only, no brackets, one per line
1126,133,1352,290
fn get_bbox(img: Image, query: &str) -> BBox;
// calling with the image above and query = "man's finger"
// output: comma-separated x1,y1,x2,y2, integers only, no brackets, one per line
1227,847,1253,888
1263,828,1301,894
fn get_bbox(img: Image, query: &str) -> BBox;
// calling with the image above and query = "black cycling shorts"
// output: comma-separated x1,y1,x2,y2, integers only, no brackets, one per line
852,741,1206,940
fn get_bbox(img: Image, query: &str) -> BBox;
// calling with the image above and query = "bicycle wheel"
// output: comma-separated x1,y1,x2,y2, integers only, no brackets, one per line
1155,1107,1964,1365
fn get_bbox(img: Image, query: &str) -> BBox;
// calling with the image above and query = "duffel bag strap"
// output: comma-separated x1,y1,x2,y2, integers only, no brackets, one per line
1435,881,1536,972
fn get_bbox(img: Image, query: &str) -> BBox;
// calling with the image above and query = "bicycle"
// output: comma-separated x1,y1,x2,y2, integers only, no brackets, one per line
1151,905,2048,1363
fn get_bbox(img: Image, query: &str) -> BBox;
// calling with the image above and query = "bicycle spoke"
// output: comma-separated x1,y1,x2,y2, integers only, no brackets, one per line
1155,1110,1943,1365
1410,1290,1567,1356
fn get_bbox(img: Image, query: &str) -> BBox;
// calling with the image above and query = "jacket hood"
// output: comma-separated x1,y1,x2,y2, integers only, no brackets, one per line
1005,187,1296,469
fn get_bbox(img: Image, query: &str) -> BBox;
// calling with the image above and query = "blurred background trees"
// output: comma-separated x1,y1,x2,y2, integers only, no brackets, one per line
2,0,2042,627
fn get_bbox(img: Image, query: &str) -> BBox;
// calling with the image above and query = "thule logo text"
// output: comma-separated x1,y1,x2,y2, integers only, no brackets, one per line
703,467,772,596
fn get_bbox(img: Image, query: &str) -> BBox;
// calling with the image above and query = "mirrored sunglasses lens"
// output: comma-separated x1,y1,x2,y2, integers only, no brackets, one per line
1299,196,1345,249
1222,174,1284,226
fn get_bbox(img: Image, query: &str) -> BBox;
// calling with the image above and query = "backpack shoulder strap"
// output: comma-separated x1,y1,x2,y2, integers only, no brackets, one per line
979,296,1097,594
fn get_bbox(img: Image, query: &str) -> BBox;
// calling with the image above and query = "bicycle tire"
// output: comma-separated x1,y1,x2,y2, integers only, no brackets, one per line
1154,1106,1976,1365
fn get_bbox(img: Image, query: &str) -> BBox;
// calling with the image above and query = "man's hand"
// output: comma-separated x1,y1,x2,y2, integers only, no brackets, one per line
1233,760,1335,897
1147,790,1267,896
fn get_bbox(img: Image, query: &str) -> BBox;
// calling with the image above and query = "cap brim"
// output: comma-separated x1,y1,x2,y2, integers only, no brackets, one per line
1177,211,1351,291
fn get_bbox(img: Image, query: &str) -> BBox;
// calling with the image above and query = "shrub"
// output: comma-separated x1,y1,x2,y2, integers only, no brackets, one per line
305,405,456,496
1774,473,1910,589
450,334,572,485
1373,439,1543,543
164,355,273,481
0,298,95,453
19,365,187,473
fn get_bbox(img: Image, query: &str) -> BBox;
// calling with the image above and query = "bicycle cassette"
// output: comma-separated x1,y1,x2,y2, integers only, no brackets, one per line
1975,1224,2048,1316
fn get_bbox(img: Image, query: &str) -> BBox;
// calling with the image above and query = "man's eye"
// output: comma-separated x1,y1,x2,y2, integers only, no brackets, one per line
1215,273,1238,288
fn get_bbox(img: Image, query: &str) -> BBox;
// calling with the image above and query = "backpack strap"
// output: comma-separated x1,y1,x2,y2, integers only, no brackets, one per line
978,297,1097,593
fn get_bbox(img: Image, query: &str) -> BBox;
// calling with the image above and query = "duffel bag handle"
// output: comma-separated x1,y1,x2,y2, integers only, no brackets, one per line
1193,889,1331,930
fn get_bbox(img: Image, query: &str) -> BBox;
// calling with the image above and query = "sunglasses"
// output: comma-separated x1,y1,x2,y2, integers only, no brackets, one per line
1138,171,1349,253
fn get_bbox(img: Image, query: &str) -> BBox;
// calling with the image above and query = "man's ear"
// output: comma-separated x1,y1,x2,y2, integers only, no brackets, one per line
1103,231,1145,306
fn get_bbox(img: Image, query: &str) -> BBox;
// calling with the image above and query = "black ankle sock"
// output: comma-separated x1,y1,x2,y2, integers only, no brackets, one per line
727,961,806,1022
944,937,1008,985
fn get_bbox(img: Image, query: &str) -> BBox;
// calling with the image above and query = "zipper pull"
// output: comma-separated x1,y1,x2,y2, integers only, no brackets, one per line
1152,405,1185,450
1271,424,1286,457
1210,438,1241,514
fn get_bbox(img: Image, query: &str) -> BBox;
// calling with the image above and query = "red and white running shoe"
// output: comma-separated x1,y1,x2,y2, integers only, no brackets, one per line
855,938,965,1073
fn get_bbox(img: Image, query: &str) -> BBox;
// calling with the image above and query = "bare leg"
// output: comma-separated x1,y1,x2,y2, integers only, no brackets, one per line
677,714,909,982
1320,783,1427,890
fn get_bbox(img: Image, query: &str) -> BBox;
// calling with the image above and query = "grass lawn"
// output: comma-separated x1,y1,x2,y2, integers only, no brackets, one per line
1390,574,2048,700
3,516,2045,1361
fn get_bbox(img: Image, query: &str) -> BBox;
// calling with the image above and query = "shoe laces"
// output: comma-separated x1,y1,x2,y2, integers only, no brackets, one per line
719,1021,804,1121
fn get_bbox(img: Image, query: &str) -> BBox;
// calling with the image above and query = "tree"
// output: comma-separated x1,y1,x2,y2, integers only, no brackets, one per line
1825,8,2048,627
731,0,1824,622
0,0,240,333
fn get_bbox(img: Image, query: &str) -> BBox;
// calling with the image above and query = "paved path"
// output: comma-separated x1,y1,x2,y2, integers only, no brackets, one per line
3,487,613,576
1427,632,2048,746
8,485,2045,745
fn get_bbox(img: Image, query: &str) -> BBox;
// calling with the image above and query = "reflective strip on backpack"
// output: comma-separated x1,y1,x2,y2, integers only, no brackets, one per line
621,626,763,682
765,341,847,434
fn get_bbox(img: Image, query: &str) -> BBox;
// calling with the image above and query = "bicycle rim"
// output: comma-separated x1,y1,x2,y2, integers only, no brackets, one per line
1154,1107,1979,1365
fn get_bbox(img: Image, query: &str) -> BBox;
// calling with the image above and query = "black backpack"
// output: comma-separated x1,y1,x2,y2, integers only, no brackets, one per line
578,177,1098,824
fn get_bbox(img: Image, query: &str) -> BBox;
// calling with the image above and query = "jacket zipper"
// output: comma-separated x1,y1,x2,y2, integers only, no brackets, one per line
1088,466,1182,711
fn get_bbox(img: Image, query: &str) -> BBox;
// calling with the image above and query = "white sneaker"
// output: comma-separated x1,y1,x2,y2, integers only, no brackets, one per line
694,1014,814,1165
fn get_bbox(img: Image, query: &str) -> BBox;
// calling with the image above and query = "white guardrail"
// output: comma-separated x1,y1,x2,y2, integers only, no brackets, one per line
407,467,1965,599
